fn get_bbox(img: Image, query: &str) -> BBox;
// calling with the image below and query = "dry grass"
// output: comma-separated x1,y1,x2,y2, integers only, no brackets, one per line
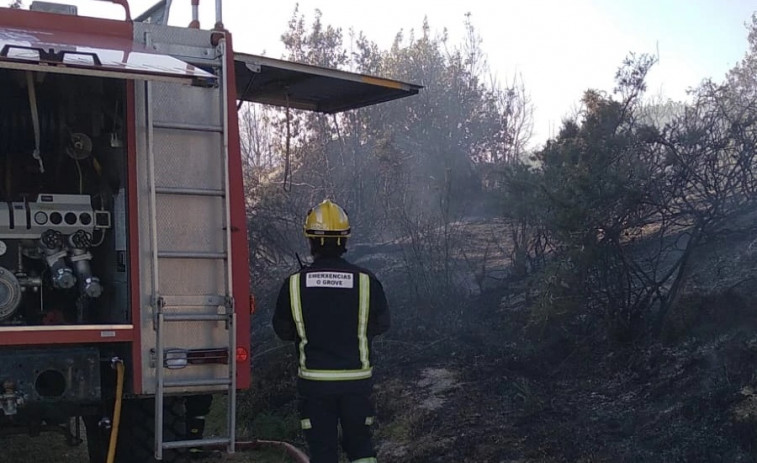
3,428,88,463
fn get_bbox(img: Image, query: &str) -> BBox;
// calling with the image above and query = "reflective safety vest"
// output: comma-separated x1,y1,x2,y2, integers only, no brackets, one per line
289,272,373,381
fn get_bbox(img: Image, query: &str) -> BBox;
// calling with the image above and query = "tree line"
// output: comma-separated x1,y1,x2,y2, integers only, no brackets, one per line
242,8,757,342
246,9,757,344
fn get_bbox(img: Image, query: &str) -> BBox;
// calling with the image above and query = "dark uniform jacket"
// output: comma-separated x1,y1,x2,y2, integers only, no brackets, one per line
273,256,390,393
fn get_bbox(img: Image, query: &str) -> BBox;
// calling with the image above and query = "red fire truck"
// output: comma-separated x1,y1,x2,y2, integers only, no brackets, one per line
0,1,419,461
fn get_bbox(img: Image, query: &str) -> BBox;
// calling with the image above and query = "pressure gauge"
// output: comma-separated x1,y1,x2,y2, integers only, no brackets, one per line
0,241,6,256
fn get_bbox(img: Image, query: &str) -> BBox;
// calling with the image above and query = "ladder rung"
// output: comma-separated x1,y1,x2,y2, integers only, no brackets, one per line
162,313,229,322
158,251,226,259
154,121,223,132
156,186,225,197
162,437,231,450
163,378,232,388
159,295,227,307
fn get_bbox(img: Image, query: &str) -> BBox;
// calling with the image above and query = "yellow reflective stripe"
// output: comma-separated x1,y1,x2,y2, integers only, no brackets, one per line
358,273,370,369
289,274,307,370
351,458,377,463
299,367,373,381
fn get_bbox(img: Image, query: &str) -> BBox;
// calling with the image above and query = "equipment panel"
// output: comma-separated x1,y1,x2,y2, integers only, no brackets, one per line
0,70,127,326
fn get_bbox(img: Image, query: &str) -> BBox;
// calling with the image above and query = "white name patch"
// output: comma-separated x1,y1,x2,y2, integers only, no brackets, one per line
306,272,354,288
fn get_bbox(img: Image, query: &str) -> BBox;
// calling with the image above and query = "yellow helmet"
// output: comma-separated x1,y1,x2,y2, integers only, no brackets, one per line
304,199,351,239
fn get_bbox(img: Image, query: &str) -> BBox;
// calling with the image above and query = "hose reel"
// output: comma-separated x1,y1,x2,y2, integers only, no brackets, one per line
0,267,22,320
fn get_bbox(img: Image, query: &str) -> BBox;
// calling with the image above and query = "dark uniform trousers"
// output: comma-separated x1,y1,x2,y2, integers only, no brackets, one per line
299,387,376,463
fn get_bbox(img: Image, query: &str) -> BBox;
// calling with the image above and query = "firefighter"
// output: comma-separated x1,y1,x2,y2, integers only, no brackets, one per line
273,199,390,463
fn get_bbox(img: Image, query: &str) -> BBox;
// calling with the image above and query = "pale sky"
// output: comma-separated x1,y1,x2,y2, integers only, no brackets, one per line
21,0,757,147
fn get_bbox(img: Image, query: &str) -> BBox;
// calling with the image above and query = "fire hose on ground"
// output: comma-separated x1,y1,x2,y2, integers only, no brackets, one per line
207,439,310,462
104,357,309,463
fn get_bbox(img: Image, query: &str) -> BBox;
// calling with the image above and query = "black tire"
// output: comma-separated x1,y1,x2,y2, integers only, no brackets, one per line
85,397,188,463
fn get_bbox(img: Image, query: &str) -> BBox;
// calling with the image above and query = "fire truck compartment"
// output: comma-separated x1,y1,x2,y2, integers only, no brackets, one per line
0,67,130,327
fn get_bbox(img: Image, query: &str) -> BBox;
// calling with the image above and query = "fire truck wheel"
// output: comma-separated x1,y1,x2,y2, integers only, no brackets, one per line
84,397,188,463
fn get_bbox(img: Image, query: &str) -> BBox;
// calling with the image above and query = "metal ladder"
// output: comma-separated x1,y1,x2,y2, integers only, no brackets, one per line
145,37,236,460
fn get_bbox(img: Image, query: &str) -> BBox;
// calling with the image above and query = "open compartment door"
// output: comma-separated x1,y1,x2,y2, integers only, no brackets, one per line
0,26,216,84
234,53,421,113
